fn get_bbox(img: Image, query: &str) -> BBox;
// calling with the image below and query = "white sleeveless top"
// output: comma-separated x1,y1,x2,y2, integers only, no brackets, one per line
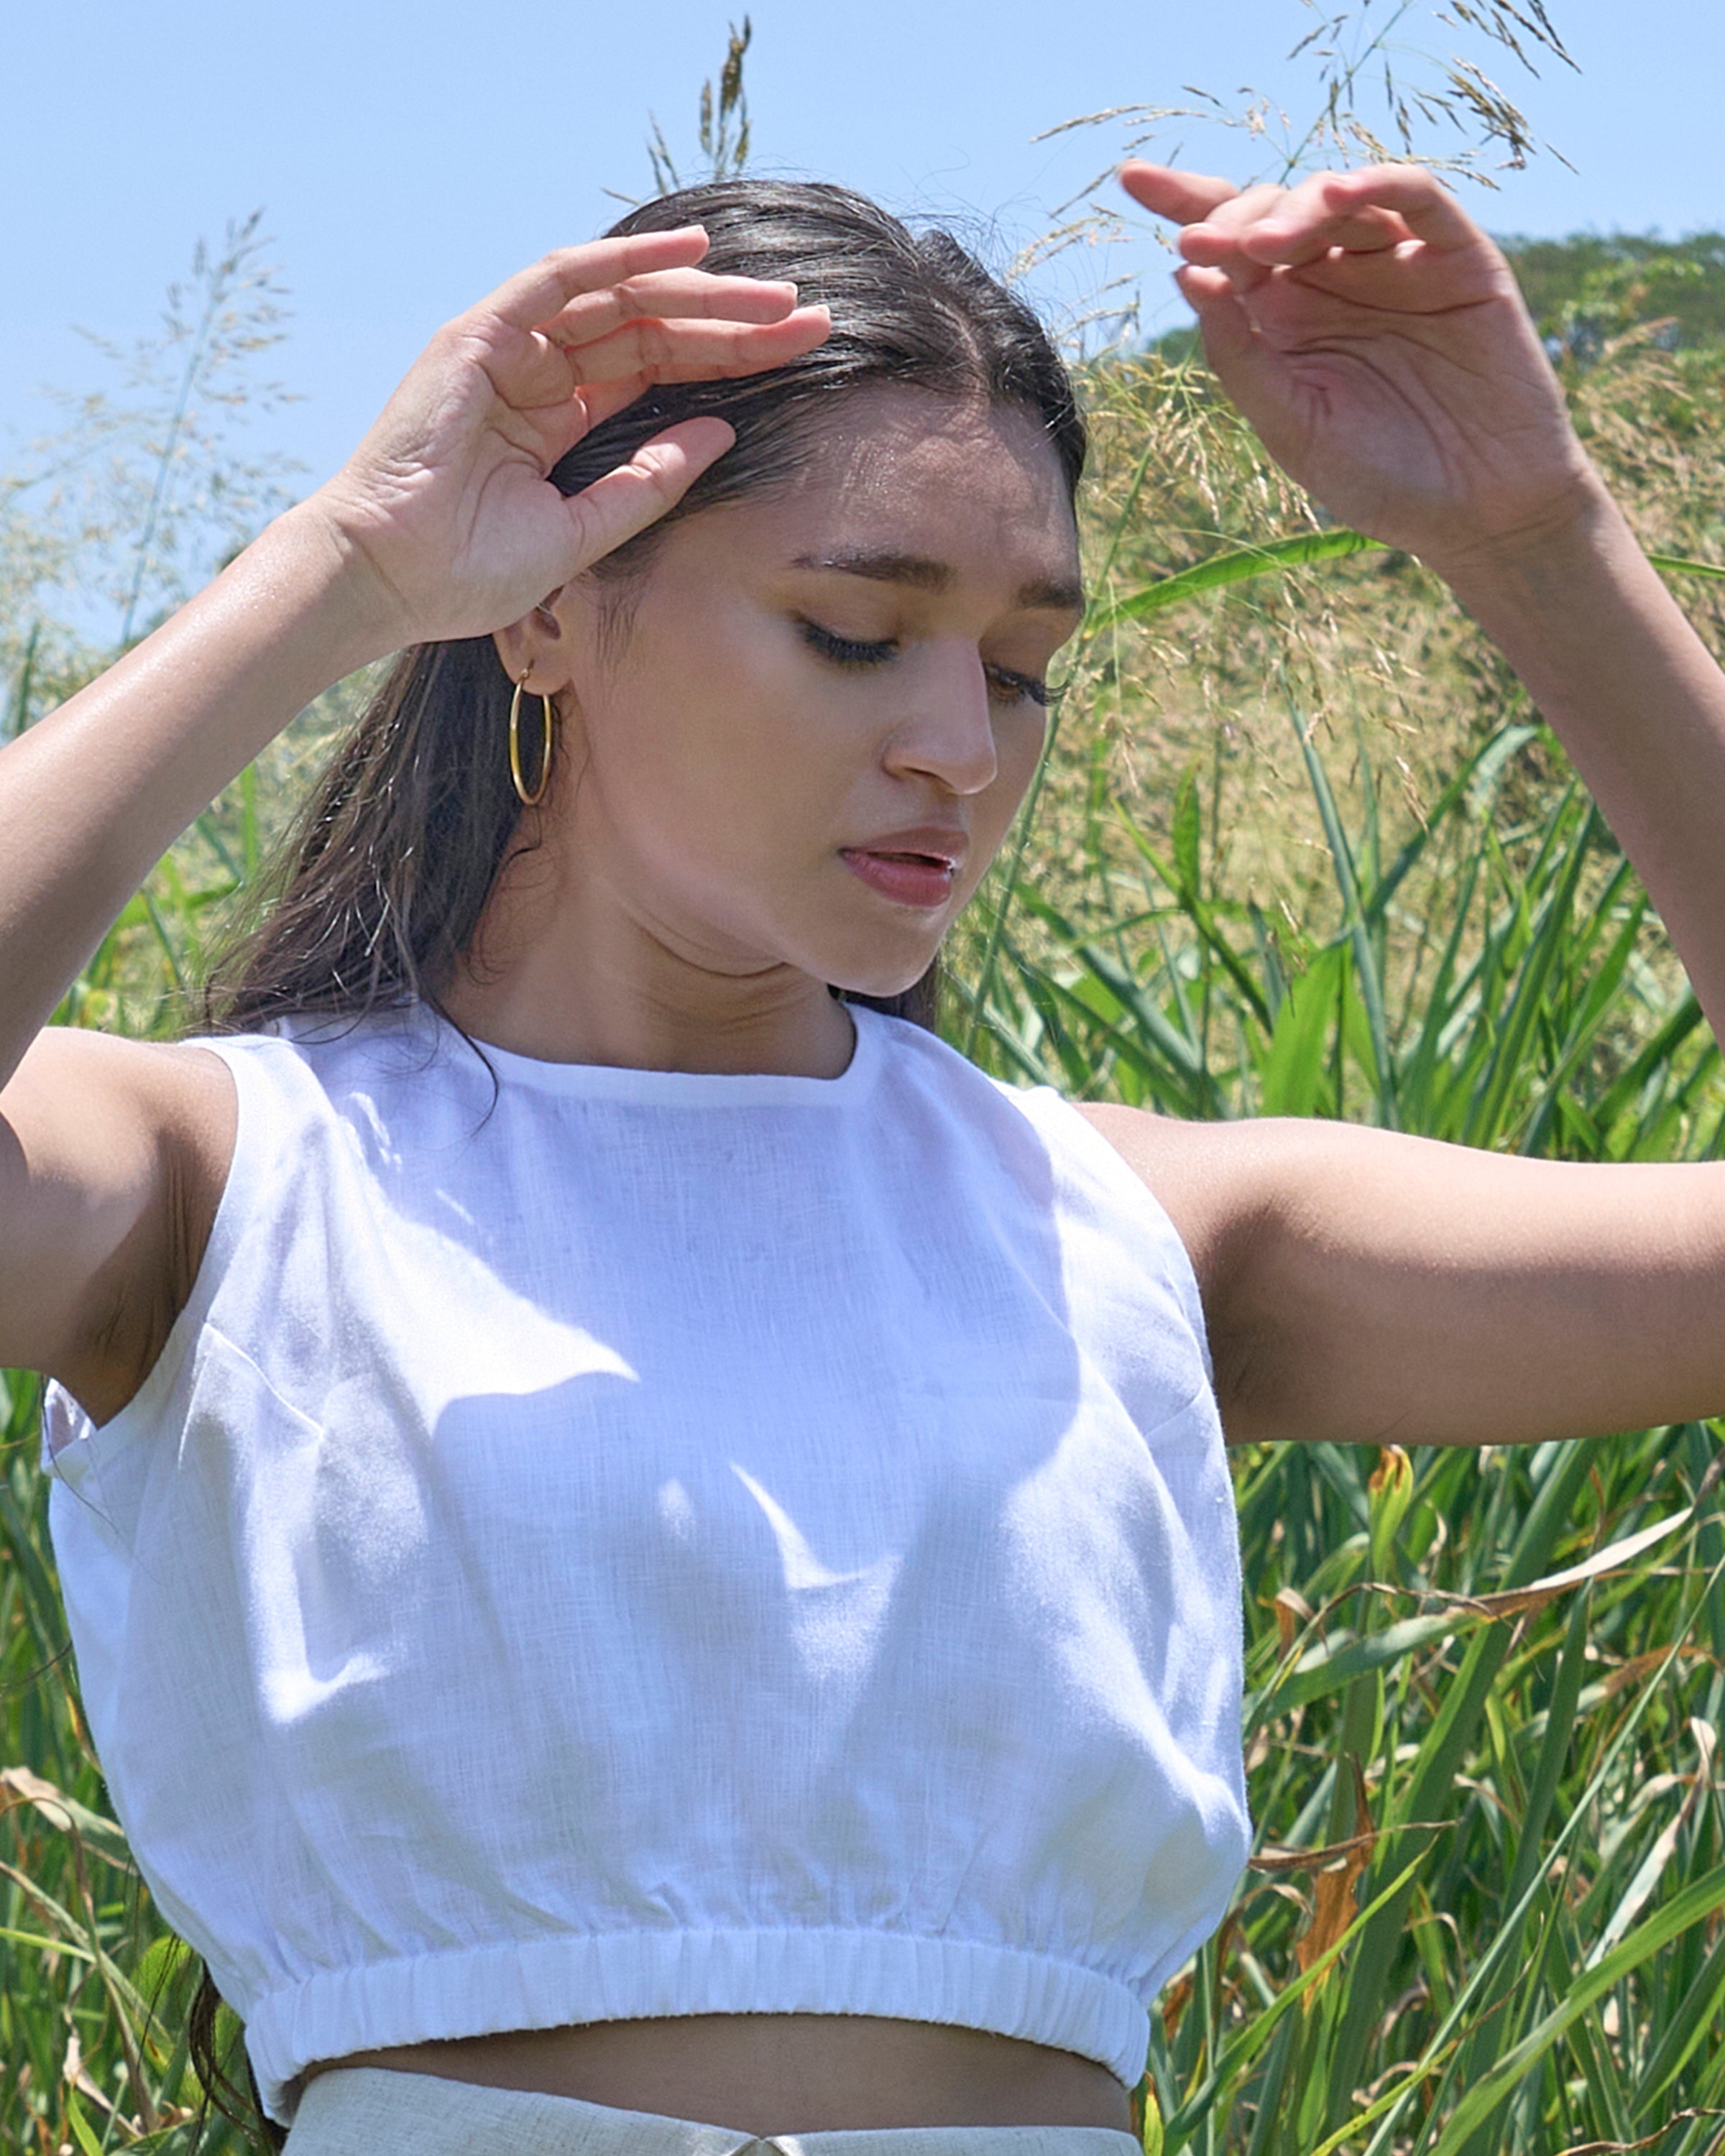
41,1001,1249,2128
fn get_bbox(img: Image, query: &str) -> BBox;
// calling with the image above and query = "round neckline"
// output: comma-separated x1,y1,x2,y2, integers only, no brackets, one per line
420,998,887,1106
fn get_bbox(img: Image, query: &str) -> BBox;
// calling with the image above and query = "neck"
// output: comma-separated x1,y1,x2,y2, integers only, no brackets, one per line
438,846,859,1081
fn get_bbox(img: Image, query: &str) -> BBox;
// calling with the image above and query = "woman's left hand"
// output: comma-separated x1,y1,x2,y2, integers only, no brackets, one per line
1119,161,1600,572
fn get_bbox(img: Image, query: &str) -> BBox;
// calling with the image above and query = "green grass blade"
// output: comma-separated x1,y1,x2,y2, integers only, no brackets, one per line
1286,686,1397,1125
1092,530,1384,627
1427,1860,1725,2156
1095,537,1725,637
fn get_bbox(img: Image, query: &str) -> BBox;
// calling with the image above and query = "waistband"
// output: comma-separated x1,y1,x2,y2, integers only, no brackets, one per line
246,1928,1158,2120
280,2069,1144,2156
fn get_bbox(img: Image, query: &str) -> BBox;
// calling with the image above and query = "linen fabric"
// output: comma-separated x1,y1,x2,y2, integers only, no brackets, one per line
280,2067,1146,2156
41,1000,1249,2129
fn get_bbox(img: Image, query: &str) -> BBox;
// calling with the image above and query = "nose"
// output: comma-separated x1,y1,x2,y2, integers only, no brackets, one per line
882,641,1000,796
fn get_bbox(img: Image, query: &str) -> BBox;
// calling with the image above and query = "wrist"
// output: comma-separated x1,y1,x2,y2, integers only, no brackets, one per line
1413,466,1629,607
237,497,422,675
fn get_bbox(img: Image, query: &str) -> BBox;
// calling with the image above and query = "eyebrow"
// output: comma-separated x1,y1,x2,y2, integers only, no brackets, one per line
791,548,1085,615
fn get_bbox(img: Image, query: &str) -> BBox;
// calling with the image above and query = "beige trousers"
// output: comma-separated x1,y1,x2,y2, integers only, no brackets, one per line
280,2068,1144,2156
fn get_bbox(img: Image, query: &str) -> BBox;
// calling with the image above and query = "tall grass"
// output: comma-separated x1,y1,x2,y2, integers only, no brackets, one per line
936,338,1725,2156
6,19,1725,2142
6,349,1725,2152
953,678,1725,2155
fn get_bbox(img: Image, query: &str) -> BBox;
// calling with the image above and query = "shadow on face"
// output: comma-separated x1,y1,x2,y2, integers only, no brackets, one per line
499,389,1086,1007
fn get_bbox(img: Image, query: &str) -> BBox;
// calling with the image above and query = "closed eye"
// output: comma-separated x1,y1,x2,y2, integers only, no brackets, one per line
990,669,1054,709
798,619,898,668
799,618,1052,707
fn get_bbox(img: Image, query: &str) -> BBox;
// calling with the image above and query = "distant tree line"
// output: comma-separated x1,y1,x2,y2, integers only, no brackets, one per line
1148,230,1725,369
1500,230,1725,362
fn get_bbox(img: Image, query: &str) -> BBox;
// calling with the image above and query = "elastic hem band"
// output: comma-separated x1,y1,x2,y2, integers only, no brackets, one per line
246,1927,1152,2128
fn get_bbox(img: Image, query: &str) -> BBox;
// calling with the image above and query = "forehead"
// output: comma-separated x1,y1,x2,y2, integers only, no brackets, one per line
806,384,1071,525
717,387,1080,585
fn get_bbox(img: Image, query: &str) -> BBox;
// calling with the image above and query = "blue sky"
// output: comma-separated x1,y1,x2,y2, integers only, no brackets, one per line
5,0,1722,497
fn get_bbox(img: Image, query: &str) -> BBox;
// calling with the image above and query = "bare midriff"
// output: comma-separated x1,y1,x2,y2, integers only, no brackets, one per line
297,2012,1136,2137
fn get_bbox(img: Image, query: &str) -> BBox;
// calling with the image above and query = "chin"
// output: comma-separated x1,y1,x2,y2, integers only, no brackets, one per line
804,913,949,1003
826,952,942,1002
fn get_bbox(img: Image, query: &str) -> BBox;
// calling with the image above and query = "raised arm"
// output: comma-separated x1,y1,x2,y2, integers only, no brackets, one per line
1119,161,1725,1042
1091,162,1725,1446
1087,1103,1725,1447
0,231,829,1407
0,230,828,1083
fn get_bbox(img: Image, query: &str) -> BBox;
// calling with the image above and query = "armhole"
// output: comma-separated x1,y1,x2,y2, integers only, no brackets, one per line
41,1036,278,1475
995,1082,1219,1389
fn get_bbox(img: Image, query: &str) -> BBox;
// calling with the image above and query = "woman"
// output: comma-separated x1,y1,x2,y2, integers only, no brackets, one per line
3,162,1724,2156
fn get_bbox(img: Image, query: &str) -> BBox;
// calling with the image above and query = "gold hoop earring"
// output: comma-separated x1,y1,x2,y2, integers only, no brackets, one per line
508,675,556,807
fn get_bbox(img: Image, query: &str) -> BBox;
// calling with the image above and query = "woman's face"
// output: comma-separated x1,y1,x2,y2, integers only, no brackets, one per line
507,387,1085,1005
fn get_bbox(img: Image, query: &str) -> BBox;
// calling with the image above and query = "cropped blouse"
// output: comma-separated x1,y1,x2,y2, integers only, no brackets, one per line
40,1000,1250,2127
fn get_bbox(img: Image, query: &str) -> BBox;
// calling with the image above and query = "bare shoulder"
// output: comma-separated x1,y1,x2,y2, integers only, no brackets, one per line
1072,1105,1725,1450
8,1021,235,1111
1073,1101,1280,1299
5,1025,237,1175
0,1029,236,1424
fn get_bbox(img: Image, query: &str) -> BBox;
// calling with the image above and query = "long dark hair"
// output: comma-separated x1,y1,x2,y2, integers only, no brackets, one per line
196,178,1085,1046
183,177,1086,2150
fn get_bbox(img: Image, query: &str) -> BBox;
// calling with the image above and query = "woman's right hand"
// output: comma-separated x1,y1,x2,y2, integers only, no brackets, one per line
303,227,830,649
0,228,829,1404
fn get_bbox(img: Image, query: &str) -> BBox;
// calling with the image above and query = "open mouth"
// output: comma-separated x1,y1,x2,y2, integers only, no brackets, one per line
839,849,957,908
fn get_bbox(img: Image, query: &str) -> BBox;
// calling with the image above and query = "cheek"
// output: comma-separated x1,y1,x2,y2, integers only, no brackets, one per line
990,706,1052,814
965,709,1049,867
590,611,845,837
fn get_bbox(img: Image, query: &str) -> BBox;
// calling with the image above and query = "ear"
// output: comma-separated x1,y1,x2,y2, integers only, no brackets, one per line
491,589,576,692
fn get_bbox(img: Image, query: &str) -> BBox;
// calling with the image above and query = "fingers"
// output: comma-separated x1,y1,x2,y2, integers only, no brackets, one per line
1317,165,1483,250
1172,264,1264,373
1169,264,1312,469
469,247,831,418
541,266,803,350
1264,241,1501,315
1216,170,1463,275
549,301,833,460
479,227,717,333
472,296,830,439
1187,183,1296,236
566,368,731,435
569,376,659,434
1225,204,1409,268
558,303,832,389
1184,166,1482,275
1123,170,1302,298
1118,162,1241,225
561,416,737,569
1127,160,1485,294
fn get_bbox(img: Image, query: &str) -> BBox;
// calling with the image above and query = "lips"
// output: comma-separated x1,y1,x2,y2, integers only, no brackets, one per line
838,823,967,908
